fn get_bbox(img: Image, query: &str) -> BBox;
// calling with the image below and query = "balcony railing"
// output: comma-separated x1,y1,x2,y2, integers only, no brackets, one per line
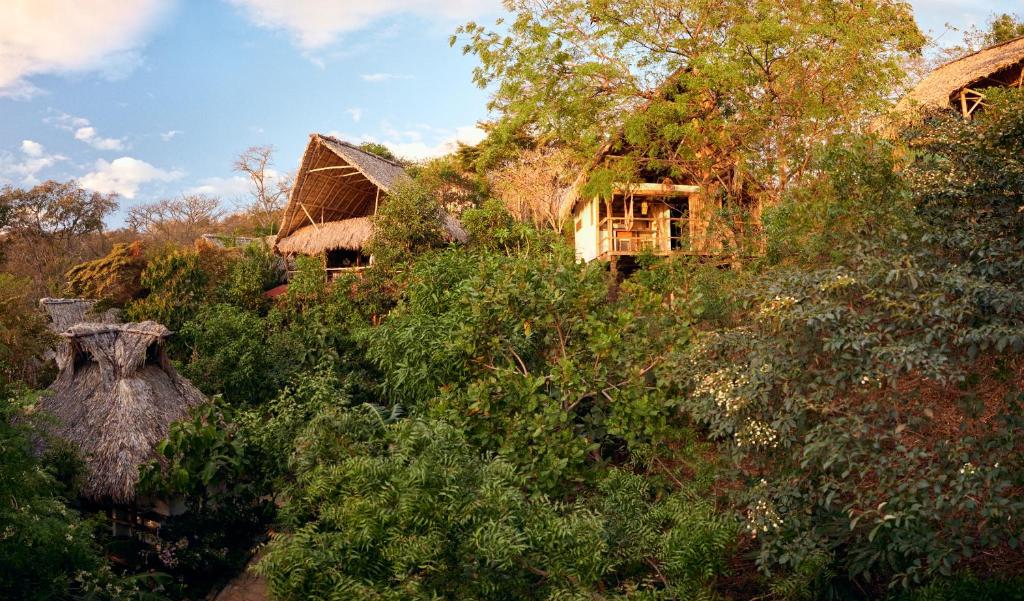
595,216,764,258
597,217,688,256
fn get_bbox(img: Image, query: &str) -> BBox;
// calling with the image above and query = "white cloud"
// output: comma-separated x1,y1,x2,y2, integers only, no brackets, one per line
346,108,364,122
328,123,486,161
360,73,413,83
74,126,125,151
227,0,498,50
20,140,44,157
160,130,183,141
0,141,66,186
45,112,126,151
79,157,183,199
0,1,169,97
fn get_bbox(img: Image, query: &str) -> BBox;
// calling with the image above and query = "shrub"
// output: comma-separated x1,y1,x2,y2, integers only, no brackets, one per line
180,304,291,406
0,397,103,600
64,241,147,306
257,405,737,600
660,92,1024,591
126,248,209,333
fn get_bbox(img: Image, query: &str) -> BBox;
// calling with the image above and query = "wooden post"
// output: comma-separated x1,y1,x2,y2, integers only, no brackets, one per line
374,187,381,215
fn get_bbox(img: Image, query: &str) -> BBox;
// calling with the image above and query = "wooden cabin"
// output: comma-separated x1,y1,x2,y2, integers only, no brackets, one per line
274,134,466,277
897,35,1024,119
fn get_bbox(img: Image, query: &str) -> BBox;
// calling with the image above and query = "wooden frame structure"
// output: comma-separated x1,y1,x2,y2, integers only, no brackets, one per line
274,134,466,278
897,35,1024,119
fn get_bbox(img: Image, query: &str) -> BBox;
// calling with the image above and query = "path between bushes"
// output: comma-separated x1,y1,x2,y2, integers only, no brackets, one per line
211,555,268,601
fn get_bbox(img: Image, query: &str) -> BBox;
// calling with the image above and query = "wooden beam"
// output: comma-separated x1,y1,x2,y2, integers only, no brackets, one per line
299,203,321,232
613,182,701,196
307,165,359,174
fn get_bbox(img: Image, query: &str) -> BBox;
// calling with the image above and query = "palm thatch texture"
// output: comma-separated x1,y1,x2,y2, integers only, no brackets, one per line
39,298,120,332
274,134,466,257
897,35,1024,116
35,322,205,503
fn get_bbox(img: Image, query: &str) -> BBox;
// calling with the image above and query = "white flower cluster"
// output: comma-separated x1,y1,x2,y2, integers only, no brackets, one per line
758,295,798,318
747,497,784,538
694,366,750,415
736,419,779,449
817,273,858,292
959,462,977,477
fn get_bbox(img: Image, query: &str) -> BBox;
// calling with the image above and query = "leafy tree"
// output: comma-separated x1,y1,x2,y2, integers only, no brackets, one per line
219,241,282,311
0,397,103,600
0,274,53,392
0,180,118,296
660,91,1024,591
257,405,737,600
357,141,401,163
455,0,924,204
64,241,147,307
138,402,271,596
366,239,699,494
984,13,1024,45
179,304,289,406
357,181,451,316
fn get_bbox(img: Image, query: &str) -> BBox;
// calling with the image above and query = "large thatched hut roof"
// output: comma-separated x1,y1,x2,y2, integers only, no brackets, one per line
275,134,410,243
35,322,205,503
274,134,467,257
897,36,1024,114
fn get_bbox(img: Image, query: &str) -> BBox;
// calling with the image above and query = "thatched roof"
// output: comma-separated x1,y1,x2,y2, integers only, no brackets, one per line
897,36,1024,113
35,322,205,503
39,298,120,332
274,134,468,256
275,134,411,243
275,217,374,255
276,212,468,256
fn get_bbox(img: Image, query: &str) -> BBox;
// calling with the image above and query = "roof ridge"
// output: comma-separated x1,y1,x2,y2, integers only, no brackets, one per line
935,34,1024,70
314,133,406,168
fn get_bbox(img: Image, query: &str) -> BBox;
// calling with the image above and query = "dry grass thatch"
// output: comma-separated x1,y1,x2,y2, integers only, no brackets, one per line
35,322,205,503
275,134,411,244
276,213,468,256
276,217,374,255
897,35,1024,113
274,134,468,256
39,298,120,332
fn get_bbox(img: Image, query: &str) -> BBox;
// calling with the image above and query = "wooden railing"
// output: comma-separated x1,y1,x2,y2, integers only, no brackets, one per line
597,217,689,256
596,216,764,258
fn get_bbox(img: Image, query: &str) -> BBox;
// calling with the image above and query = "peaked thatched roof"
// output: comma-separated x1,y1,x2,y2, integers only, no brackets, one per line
35,321,205,503
275,134,411,243
274,134,468,256
897,35,1024,113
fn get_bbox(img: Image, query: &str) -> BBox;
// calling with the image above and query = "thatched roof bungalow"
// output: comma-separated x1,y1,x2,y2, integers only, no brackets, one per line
897,35,1024,118
274,134,466,274
35,322,205,504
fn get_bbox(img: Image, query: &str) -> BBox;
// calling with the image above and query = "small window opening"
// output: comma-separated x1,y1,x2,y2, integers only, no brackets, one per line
145,342,161,366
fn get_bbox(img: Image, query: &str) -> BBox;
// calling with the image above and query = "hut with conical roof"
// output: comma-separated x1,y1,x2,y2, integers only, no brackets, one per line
35,321,205,533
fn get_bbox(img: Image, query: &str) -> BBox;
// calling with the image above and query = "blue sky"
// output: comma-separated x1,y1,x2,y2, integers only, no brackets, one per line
0,0,1019,224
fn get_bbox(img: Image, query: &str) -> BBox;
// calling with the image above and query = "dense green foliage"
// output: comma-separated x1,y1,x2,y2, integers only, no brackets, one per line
258,405,736,600
659,92,1024,593
455,0,923,204
0,398,100,600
